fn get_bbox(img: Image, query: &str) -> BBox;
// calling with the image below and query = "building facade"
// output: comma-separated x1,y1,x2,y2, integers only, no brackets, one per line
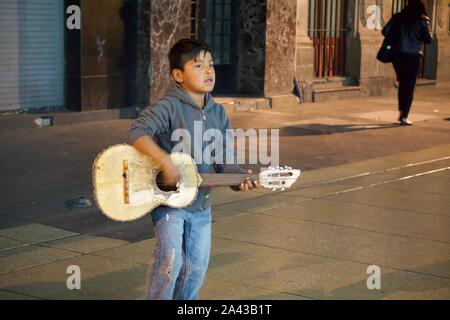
0,0,448,113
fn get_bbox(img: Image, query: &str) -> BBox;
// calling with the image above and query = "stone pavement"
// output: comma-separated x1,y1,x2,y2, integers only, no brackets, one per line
0,84,449,299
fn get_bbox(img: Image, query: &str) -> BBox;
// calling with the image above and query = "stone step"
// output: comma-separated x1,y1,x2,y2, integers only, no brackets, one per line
416,79,437,87
312,76,348,89
313,86,361,103
215,97,271,117
393,78,436,89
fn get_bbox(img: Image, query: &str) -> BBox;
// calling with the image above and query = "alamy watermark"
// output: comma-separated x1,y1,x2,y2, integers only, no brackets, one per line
171,121,279,167
66,265,81,290
366,265,381,290
66,5,81,30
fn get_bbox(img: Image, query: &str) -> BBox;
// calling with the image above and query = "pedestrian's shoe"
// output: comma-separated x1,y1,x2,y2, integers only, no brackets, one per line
400,118,413,126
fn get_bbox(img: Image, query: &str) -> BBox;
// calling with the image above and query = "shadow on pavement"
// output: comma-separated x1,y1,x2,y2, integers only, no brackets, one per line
279,123,401,137
1,265,147,300
250,259,450,300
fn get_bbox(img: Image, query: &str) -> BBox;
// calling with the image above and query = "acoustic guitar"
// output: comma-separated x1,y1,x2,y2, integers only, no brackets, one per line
92,144,301,221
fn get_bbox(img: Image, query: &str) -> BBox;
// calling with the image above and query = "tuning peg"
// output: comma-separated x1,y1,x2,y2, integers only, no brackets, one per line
281,188,286,191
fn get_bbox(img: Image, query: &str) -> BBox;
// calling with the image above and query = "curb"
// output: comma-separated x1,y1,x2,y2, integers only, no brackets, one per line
0,107,139,131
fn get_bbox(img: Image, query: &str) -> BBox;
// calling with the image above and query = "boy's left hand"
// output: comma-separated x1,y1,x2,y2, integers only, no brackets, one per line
239,169,259,192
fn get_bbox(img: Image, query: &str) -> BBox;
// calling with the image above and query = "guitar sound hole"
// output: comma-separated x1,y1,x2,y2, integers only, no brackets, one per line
155,171,180,192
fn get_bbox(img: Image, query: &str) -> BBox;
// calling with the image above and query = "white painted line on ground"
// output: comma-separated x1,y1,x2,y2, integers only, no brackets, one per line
298,156,450,189
316,167,450,199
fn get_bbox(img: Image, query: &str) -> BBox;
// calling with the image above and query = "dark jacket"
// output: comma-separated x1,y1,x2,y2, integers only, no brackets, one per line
130,84,245,212
382,12,432,55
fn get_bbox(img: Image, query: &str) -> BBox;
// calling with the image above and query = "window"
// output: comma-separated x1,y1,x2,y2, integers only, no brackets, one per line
190,0,198,38
392,0,407,15
205,0,232,65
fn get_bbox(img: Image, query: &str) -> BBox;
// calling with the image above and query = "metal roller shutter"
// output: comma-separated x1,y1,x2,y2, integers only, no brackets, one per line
0,0,64,112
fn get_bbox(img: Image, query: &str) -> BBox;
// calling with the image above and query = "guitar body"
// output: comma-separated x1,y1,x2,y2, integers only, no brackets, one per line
92,144,203,221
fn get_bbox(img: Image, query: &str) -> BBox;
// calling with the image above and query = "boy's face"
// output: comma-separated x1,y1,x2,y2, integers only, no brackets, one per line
172,51,215,94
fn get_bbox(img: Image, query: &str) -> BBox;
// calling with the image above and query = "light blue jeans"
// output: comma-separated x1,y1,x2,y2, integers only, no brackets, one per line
146,206,212,300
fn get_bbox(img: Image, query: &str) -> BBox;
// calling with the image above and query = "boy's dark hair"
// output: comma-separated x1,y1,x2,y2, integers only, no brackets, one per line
169,38,214,72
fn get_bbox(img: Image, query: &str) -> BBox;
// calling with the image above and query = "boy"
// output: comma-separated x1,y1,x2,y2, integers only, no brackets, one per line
130,38,258,300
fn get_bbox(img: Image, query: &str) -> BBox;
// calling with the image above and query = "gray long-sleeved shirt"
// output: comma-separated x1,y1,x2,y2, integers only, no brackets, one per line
130,83,245,212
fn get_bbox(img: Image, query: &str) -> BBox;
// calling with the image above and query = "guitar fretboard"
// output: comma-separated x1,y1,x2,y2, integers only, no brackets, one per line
199,173,259,187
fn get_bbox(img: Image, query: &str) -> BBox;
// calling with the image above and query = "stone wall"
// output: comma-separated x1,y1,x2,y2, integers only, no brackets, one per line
235,0,267,95
149,0,191,104
136,0,448,107
295,0,314,83
436,0,450,82
136,0,150,108
264,0,297,97
344,0,362,86
357,0,395,96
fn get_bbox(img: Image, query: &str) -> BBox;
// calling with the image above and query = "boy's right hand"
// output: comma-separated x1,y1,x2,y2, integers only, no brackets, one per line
160,158,181,186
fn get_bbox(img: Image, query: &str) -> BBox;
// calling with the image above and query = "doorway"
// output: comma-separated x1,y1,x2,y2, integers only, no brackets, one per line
308,0,347,78
195,0,237,95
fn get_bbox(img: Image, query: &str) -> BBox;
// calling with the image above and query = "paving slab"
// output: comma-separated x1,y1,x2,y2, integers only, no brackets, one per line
0,289,41,300
0,202,71,221
381,145,450,167
37,207,155,243
201,277,309,300
293,148,450,188
212,214,450,279
286,162,450,199
91,238,312,300
282,117,387,132
0,223,78,244
0,236,28,252
430,170,450,178
212,205,254,222
283,182,365,198
206,238,450,300
94,239,155,266
346,167,450,189
379,174,450,196
363,98,440,109
0,254,147,300
211,185,271,207
0,245,80,275
351,110,438,123
0,215,27,229
42,235,129,254
256,198,450,243
324,185,450,217
213,193,311,216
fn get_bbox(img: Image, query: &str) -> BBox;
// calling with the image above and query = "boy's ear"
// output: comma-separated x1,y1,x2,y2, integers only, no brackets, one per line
171,68,184,84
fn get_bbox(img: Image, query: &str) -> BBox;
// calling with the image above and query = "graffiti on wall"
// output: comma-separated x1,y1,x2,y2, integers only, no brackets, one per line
359,0,385,30
366,4,383,30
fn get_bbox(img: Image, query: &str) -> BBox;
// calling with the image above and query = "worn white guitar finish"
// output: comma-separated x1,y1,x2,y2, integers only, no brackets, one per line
93,144,300,222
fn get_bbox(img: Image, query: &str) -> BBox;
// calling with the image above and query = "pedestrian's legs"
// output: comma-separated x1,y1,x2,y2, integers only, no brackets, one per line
146,206,186,300
401,55,420,119
393,59,408,116
394,54,420,120
173,207,212,300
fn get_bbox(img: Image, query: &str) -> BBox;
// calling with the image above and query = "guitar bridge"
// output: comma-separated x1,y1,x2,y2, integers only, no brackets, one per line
123,160,129,204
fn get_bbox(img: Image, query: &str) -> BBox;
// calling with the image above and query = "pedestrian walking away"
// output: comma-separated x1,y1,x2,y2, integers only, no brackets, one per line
381,0,433,126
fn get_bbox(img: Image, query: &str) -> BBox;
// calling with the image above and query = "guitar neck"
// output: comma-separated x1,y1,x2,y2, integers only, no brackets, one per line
199,173,259,187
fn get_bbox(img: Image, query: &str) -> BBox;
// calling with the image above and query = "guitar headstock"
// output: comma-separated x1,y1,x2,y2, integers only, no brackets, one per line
258,166,301,191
